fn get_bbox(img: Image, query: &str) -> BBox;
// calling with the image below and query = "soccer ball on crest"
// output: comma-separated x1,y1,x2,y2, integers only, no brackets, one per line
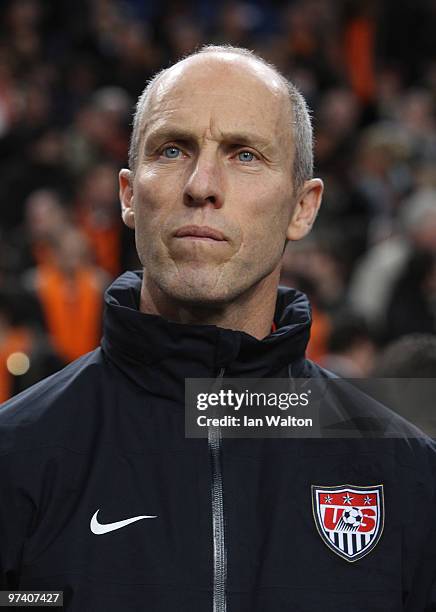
342,507,363,526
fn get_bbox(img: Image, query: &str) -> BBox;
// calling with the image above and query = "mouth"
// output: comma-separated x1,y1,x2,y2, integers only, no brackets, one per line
174,225,227,242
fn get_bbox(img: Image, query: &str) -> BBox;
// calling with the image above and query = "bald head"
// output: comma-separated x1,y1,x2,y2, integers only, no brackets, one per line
153,48,286,99
128,45,314,191
119,43,324,321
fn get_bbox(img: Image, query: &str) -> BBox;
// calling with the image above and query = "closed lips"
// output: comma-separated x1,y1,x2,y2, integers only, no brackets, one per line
174,226,226,241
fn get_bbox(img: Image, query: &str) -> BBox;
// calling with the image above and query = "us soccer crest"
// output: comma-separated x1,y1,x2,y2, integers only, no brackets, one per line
311,484,384,562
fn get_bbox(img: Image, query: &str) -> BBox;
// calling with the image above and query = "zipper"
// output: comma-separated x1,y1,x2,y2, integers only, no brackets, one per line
208,366,227,612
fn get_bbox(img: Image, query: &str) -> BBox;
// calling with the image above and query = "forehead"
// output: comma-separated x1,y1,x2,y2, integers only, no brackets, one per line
141,55,292,145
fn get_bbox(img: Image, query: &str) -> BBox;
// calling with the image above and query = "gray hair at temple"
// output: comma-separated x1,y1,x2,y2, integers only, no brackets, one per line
128,45,314,192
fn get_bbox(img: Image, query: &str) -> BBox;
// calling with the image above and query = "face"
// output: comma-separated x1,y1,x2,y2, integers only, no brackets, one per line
120,54,322,306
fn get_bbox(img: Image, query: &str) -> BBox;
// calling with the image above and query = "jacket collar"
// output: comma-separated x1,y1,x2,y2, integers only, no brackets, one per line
101,271,312,399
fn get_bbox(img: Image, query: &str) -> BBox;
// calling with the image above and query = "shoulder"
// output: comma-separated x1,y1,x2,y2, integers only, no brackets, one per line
0,348,108,455
300,358,337,379
300,358,436,470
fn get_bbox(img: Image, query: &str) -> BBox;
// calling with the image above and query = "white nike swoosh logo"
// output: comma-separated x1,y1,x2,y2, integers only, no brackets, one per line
90,509,157,535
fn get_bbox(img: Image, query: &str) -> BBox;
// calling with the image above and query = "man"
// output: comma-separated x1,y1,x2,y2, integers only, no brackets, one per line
1,45,435,611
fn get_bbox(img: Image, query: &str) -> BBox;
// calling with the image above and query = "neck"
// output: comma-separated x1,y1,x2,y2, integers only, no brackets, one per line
139,270,280,340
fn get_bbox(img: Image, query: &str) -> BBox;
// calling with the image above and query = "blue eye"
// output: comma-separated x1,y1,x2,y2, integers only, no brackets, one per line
163,146,182,159
238,150,255,162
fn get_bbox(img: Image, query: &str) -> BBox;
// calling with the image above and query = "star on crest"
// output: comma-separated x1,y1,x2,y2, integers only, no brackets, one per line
324,495,333,504
363,495,372,505
342,494,354,504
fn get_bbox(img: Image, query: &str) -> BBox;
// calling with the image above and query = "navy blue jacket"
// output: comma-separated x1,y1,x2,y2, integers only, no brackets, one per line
0,271,435,611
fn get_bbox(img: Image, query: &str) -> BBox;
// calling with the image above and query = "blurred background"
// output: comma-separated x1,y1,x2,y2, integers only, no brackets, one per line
1,0,436,401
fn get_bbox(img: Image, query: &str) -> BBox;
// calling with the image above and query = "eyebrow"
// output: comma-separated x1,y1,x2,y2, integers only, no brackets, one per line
144,127,196,149
219,130,272,150
143,125,274,152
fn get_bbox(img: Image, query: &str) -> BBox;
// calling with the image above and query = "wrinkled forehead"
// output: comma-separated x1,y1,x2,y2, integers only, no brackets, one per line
140,54,292,139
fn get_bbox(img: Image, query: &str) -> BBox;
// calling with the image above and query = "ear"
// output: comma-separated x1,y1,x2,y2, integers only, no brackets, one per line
286,178,324,241
119,169,135,229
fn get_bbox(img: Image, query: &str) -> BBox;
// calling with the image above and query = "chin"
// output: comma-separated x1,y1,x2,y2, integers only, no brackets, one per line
158,273,241,307
167,284,236,307
150,262,265,307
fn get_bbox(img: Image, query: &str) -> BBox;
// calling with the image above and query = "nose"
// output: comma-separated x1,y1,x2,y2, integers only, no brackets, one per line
183,152,224,209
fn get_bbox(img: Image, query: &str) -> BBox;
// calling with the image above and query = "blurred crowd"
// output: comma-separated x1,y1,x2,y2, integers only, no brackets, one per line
1,0,436,401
